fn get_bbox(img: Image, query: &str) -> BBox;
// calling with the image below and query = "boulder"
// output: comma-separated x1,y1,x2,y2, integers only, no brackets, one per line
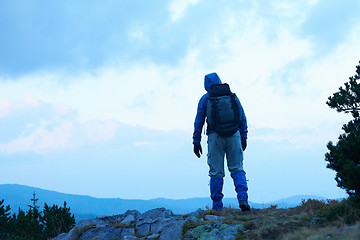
159,218,184,240
121,228,136,239
140,207,173,220
124,209,141,218
136,222,151,236
189,208,205,217
53,218,107,240
150,217,171,234
135,207,176,236
121,214,136,225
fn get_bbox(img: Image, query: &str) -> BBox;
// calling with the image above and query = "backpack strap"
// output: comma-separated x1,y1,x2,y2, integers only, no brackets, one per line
230,93,240,125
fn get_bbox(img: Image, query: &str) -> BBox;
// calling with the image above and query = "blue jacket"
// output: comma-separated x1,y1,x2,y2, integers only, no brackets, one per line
192,72,248,144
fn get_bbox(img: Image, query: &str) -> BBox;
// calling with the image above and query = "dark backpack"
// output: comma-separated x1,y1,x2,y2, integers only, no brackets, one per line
206,83,240,137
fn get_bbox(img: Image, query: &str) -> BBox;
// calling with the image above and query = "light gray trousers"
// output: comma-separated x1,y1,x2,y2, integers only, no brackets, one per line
207,131,244,178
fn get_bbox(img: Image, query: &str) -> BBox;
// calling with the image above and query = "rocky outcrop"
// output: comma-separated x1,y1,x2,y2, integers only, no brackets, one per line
53,207,244,240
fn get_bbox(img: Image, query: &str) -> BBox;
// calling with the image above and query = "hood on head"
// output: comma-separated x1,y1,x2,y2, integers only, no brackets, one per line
204,72,222,92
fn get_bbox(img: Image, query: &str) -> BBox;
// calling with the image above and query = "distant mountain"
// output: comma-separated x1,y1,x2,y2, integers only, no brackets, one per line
0,184,327,221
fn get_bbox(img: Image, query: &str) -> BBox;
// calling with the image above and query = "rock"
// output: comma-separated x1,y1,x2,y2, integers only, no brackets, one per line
206,224,244,239
134,207,178,236
141,207,173,220
183,223,214,239
98,214,123,225
121,214,136,225
136,218,153,235
150,217,171,234
121,228,136,239
78,227,122,240
54,218,107,240
189,208,205,217
52,233,67,240
205,214,225,221
159,219,184,240
124,209,141,216
184,215,202,225
184,223,243,240
99,210,139,226
123,236,138,240
136,221,151,236
146,233,160,239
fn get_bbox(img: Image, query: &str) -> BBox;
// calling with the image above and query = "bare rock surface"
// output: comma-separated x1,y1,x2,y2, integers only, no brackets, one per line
53,207,244,240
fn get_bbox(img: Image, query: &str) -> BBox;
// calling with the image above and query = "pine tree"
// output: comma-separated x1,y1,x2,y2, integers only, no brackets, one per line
326,62,360,118
325,61,360,197
9,208,35,240
26,192,43,239
41,201,75,239
6,193,43,240
0,199,11,238
1,193,76,239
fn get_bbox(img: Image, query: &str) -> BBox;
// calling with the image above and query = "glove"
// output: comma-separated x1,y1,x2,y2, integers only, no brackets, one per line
193,143,202,158
241,137,247,151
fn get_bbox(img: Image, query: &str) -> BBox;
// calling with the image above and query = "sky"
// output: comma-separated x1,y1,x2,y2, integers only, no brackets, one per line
1,0,360,203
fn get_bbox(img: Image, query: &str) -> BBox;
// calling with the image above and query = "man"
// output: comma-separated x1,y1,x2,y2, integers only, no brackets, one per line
192,72,250,211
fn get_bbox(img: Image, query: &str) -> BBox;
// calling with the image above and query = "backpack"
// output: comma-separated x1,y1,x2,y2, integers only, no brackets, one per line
206,83,240,137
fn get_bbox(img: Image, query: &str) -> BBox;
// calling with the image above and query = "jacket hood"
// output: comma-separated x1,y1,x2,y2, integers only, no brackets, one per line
204,72,222,92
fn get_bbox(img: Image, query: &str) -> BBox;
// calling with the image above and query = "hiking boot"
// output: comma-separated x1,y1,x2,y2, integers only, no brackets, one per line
239,200,250,211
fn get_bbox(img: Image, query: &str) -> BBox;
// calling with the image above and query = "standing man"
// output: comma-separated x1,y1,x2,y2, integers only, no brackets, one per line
193,72,250,211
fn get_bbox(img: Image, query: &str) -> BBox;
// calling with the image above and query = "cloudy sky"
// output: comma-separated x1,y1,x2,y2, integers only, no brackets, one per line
1,0,359,203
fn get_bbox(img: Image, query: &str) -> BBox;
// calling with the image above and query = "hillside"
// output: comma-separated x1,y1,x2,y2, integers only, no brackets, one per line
0,184,327,221
53,198,360,240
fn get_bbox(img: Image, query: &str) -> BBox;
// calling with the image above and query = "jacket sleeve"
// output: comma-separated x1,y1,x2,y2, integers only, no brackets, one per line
192,94,207,144
235,95,248,139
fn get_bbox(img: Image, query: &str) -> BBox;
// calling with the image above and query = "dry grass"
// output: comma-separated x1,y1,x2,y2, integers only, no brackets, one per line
182,197,360,239
279,223,360,240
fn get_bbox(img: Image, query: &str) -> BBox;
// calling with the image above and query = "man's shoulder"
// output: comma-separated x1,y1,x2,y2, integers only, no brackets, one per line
199,92,209,102
196,93,209,111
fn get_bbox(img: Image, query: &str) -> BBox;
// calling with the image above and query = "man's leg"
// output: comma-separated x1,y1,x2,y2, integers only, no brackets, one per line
207,133,225,210
231,171,250,211
210,177,224,211
226,131,250,211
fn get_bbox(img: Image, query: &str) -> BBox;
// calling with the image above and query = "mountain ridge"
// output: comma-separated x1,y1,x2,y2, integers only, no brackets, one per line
0,184,329,221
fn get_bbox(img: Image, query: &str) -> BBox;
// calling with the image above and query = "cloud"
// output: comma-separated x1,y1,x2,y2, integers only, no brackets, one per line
0,96,39,118
0,99,74,154
1,1,360,148
299,0,360,54
2,0,359,78
134,141,150,146
0,97,192,155
0,99,122,154
81,120,119,143
0,1,171,76
127,24,150,46
169,0,200,22
0,120,74,155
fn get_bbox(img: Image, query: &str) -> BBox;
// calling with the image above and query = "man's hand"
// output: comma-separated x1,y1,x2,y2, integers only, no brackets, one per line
193,143,202,158
241,137,247,151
